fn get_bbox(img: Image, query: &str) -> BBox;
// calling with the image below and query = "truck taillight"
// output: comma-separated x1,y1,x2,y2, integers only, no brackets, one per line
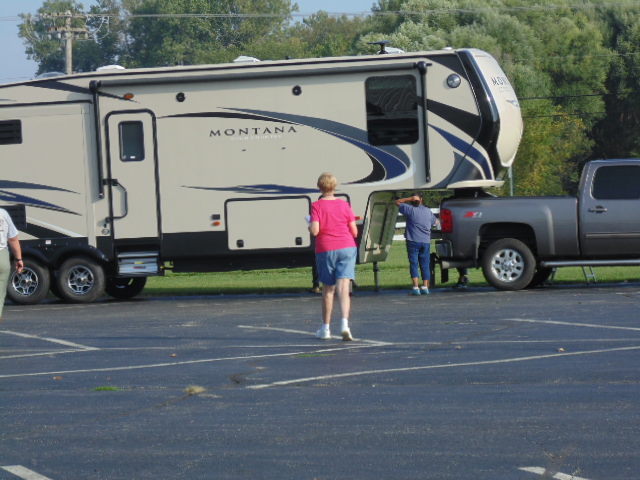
440,208,453,233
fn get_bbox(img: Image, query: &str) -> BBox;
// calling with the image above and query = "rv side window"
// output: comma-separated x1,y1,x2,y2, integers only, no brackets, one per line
365,75,419,146
592,165,640,199
0,120,22,145
119,121,145,162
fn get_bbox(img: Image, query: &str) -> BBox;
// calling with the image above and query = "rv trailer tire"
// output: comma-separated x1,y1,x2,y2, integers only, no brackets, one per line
55,256,106,303
105,277,147,299
7,258,51,305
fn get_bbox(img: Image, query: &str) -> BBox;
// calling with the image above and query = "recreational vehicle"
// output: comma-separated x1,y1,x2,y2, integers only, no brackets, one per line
0,48,522,304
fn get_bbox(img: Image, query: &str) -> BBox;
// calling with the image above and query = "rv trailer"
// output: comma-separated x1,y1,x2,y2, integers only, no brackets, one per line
0,48,522,304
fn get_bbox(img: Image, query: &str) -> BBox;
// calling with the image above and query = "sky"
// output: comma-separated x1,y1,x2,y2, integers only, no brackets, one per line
0,0,378,83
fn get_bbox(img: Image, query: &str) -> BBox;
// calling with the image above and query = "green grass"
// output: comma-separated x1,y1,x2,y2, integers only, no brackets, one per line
91,386,124,392
143,242,640,297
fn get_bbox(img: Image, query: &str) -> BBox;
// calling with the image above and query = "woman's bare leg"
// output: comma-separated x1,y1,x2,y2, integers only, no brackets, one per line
321,284,336,325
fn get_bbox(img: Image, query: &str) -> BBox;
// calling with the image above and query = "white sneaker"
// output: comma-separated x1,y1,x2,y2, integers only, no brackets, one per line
316,326,331,340
341,327,353,341
340,319,353,341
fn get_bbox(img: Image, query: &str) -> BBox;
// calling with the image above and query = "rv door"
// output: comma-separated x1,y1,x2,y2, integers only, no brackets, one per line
105,111,160,242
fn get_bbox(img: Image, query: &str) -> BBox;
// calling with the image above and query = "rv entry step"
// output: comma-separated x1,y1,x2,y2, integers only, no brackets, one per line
117,251,161,276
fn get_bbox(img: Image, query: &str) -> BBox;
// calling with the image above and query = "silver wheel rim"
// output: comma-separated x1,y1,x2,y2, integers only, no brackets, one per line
490,248,525,283
66,265,95,294
12,268,40,296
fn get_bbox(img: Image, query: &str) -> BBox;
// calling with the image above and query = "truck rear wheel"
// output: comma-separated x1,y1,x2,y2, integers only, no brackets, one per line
55,256,106,303
105,277,147,299
482,238,535,291
7,258,51,305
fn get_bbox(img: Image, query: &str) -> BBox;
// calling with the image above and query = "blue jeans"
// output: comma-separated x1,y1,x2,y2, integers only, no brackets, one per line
406,241,431,280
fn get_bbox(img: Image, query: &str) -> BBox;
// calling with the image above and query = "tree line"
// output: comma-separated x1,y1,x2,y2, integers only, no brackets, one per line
18,0,640,196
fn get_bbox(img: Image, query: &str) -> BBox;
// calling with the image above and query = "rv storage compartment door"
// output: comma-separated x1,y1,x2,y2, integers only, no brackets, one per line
359,192,398,264
227,198,311,250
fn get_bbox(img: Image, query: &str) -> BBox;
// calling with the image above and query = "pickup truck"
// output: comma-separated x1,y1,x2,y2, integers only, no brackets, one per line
435,159,640,290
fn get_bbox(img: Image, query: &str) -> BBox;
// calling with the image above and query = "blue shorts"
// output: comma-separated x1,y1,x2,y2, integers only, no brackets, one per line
316,247,357,286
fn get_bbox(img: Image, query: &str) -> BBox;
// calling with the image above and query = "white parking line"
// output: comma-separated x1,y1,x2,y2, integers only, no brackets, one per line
0,324,380,379
507,318,640,332
238,325,392,345
0,348,353,379
519,466,591,480
0,350,90,360
247,345,640,389
1,465,54,480
0,330,97,351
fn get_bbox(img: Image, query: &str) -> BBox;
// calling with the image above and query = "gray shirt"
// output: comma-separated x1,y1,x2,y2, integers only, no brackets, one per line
399,204,437,243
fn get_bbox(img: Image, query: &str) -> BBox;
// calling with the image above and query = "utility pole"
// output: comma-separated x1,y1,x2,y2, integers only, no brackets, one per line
64,12,73,75
43,11,89,75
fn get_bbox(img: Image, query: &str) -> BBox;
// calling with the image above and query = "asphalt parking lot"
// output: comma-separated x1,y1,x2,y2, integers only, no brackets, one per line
1,283,640,480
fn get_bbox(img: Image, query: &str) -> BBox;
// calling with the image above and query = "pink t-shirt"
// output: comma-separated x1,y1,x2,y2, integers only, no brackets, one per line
311,198,357,253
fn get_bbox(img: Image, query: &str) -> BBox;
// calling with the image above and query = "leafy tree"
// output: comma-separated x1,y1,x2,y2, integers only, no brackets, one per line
590,5,640,159
18,0,126,75
74,0,127,72
288,11,367,58
19,0,87,75
122,0,294,67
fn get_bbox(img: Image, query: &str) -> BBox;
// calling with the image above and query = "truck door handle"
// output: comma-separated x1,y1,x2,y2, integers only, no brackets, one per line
588,205,608,213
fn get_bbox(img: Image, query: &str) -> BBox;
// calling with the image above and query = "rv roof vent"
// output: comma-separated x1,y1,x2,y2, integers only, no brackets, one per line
234,56,261,63
367,40,404,55
96,65,126,72
35,71,66,79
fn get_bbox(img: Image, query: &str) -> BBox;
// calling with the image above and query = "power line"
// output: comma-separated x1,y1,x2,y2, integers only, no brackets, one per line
5,1,638,22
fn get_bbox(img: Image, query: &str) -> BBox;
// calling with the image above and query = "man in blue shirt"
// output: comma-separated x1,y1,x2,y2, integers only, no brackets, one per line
396,193,439,295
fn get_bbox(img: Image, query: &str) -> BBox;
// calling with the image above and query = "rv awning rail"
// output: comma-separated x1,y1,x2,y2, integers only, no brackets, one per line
89,61,431,88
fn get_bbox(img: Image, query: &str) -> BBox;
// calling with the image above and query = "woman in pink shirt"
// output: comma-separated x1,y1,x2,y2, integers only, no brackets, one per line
309,173,358,341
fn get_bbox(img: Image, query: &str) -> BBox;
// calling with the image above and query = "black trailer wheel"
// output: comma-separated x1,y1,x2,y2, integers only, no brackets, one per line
526,267,554,289
55,256,106,303
7,258,51,305
105,277,147,299
481,238,535,291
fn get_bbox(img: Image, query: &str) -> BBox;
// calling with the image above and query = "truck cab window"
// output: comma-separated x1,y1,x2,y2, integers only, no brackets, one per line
365,75,419,146
592,165,640,199
0,120,22,145
119,121,145,162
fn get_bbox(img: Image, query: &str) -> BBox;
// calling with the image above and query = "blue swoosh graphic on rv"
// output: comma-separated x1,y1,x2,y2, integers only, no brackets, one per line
229,108,410,182
430,125,493,180
0,191,80,215
185,184,318,195
0,181,80,215
163,109,411,183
